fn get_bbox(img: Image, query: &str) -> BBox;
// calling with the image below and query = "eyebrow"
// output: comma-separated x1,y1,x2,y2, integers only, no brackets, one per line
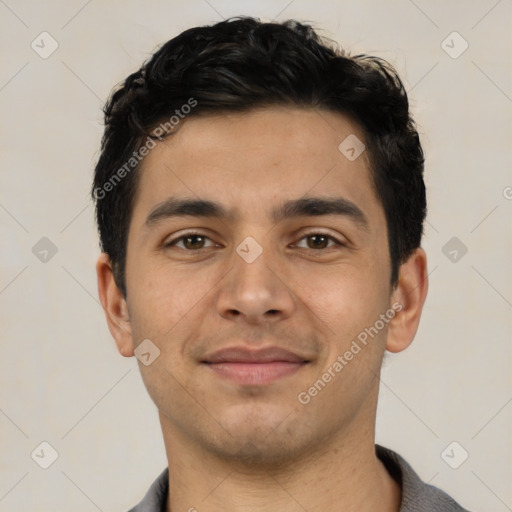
145,196,370,231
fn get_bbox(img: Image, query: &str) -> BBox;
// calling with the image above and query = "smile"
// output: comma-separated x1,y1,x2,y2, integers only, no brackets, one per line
201,346,311,385
204,361,308,385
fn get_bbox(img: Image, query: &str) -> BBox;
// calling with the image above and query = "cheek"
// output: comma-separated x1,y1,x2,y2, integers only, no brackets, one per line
295,262,390,356
299,260,385,318
127,258,225,343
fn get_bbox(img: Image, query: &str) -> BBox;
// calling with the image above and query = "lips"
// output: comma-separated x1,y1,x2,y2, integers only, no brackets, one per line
204,346,307,364
202,346,310,385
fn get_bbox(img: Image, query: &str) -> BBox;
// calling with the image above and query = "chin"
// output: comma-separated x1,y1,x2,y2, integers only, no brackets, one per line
205,405,317,470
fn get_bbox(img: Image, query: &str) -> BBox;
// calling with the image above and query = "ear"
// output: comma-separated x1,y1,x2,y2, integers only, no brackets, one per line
386,247,428,353
96,253,134,357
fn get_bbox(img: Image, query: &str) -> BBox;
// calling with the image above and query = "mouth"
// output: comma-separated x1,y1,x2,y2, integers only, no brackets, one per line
202,346,311,386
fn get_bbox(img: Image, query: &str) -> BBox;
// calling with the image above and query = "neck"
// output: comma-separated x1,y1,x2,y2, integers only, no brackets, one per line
159,408,401,512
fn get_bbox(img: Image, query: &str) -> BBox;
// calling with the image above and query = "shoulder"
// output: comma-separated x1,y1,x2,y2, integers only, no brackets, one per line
376,444,473,512
126,467,169,512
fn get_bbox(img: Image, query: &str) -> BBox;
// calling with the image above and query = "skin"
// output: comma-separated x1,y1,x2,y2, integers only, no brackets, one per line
97,107,428,512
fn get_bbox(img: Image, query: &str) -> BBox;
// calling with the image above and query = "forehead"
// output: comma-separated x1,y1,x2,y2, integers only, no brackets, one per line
131,107,383,228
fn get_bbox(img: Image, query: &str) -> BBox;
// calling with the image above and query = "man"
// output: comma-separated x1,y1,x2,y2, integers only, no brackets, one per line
92,16,472,512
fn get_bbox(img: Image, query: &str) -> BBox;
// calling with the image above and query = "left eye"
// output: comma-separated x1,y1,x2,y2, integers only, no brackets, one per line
295,233,341,250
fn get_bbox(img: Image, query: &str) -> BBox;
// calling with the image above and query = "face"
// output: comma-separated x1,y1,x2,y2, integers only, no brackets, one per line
115,107,400,466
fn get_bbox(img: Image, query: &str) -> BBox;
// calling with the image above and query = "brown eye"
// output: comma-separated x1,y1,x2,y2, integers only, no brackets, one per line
295,233,342,250
306,234,330,249
166,233,215,250
182,235,206,250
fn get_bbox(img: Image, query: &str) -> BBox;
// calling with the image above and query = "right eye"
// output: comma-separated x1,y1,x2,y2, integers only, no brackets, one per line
164,232,218,251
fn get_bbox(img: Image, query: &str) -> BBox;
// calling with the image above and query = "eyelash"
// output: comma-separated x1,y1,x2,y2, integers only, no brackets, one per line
165,231,345,251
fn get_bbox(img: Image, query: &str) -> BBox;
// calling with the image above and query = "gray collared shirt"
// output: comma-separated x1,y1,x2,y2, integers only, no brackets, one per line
127,444,472,511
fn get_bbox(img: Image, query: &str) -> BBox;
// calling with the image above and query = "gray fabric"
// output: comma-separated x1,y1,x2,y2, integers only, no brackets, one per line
127,444,472,511
376,445,471,512
127,466,168,512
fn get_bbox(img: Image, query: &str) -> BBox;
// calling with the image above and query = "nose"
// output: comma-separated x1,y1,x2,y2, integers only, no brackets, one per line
215,239,296,325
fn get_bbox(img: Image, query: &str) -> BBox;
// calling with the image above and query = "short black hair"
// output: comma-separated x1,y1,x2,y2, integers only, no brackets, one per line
92,16,426,297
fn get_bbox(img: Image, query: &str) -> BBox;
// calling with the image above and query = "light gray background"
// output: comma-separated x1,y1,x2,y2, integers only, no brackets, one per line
1,1,511,510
